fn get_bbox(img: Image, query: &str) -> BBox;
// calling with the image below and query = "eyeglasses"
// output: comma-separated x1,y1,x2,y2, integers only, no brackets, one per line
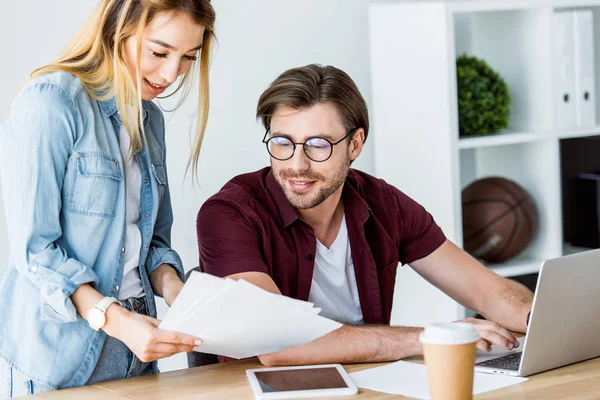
262,128,358,162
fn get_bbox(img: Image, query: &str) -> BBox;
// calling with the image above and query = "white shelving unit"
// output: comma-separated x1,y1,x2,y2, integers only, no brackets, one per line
369,0,600,327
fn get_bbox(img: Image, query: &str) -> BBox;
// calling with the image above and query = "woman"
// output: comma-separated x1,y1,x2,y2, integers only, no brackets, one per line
0,0,215,395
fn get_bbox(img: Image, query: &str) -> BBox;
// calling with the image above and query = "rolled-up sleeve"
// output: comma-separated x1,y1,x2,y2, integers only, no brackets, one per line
0,83,99,323
395,187,446,265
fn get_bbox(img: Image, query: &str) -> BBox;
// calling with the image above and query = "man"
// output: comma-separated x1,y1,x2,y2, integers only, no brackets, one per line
197,64,533,366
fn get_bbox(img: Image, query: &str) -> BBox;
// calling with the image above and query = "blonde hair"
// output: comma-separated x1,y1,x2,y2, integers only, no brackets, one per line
32,0,216,180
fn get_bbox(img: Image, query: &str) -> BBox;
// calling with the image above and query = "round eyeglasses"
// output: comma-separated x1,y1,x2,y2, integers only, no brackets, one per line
262,128,358,162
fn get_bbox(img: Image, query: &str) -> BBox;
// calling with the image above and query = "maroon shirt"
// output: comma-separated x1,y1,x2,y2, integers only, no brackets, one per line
197,167,446,325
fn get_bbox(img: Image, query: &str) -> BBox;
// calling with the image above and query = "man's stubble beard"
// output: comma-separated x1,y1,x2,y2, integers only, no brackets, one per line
275,154,351,210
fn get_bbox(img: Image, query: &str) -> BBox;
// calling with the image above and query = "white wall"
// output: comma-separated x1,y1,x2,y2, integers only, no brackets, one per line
0,0,376,372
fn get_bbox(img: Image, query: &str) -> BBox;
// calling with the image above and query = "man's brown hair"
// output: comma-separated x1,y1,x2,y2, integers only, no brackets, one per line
256,64,369,142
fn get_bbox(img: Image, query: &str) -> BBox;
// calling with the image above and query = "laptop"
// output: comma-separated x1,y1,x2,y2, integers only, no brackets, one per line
475,249,600,377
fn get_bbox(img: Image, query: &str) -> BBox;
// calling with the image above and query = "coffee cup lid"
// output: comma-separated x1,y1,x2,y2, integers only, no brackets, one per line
419,322,480,345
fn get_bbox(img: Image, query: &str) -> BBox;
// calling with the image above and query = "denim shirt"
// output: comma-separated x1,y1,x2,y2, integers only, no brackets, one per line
0,72,184,389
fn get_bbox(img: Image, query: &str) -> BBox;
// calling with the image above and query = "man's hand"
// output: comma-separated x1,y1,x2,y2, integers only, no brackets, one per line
103,305,201,362
461,317,520,352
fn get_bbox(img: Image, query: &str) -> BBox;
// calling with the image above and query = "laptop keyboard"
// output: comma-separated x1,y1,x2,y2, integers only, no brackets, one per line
476,352,522,371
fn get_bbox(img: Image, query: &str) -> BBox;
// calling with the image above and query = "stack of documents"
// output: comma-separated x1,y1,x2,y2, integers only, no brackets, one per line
159,272,342,359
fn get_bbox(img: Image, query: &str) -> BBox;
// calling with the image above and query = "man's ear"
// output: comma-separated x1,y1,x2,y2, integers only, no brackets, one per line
349,128,365,161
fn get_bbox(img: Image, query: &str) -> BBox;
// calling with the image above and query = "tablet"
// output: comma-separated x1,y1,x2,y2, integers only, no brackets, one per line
246,364,358,399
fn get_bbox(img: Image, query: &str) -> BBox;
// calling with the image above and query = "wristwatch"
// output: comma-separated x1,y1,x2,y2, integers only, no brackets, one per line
87,297,121,331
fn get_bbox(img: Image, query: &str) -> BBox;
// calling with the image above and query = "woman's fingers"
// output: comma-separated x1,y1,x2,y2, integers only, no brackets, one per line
153,329,201,347
151,343,196,357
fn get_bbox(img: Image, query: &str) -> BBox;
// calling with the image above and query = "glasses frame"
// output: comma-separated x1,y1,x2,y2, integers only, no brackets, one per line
262,127,358,162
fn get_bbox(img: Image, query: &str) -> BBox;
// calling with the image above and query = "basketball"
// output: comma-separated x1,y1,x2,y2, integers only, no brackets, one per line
462,177,538,263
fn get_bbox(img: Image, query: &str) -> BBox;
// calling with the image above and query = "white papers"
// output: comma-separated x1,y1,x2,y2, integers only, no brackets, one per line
158,271,342,359
350,361,527,399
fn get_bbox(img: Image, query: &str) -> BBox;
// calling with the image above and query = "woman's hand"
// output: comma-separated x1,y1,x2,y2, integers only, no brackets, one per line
460,317,520,352
103,305,201,362
150,264,185,307
162,279,184,307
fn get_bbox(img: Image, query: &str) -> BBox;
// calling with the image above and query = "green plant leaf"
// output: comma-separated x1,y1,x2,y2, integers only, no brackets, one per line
456,54,511,137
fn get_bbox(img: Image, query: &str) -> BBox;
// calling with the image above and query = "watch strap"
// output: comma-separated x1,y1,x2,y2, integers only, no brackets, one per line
95,296,121,313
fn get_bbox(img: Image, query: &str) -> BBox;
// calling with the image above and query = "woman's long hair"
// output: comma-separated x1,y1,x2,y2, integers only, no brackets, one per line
32,0,215,179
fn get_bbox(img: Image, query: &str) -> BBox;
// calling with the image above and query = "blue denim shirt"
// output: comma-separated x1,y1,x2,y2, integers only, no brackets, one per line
0,72,184,389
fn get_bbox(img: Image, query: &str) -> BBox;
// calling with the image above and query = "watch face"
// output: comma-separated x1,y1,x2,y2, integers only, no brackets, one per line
87,307,106,331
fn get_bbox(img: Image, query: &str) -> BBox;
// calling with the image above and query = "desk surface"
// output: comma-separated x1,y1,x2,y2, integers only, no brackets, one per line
29,356,600,399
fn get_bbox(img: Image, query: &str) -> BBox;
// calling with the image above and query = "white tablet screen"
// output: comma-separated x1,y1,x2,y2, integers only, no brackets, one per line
254,367,349,392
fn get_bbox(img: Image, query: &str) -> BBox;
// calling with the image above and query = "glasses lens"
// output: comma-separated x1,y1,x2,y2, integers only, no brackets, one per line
267,136,294,160
304,138,332,161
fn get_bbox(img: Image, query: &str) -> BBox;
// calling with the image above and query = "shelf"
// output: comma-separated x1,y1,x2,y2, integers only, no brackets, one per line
458,125,600,149
486,258,543,277
485,244,596,278
563,243,597,255
447,0,600,14
556,125,600,139
368,0,600,324
458,130,549,149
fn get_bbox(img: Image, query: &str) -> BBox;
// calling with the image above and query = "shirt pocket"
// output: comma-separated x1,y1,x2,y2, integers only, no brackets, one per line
0,357,9,399
0,358,53,397
151,163,166,203
67,152,123,218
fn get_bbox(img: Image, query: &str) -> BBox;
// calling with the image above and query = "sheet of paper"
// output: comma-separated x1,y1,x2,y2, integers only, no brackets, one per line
158,272,342,359
350,361,528,399
175,285,342,358
237,279,320,313
160,273,235,330
175,279,238,328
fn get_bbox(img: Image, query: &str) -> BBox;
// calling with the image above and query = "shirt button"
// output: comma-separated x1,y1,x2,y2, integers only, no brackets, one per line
144,178,149,184
144,244,148,249
113,285,119,292
145,213,149,218
31,265,38,273
121,247,126,253
307,254,314,261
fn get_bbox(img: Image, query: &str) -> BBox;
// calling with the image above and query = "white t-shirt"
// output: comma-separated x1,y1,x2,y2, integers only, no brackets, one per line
308,215,364,324
117,124,144,300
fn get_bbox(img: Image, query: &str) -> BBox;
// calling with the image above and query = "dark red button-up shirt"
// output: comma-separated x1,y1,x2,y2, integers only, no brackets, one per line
197,167,445,324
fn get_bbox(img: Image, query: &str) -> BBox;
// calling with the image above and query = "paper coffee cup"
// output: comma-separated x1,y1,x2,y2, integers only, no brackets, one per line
419,323,480,400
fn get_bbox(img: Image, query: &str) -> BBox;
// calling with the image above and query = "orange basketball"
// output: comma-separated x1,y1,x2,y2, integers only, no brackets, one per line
462,177,538,263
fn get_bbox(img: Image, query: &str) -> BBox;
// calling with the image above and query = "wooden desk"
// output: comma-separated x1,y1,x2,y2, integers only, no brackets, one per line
29,356,600,399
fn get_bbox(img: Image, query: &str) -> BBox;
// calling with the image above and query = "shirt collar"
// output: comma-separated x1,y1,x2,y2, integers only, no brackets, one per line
266,170,300,228
98,96,149,123
266,168,372,228
341,171,372,223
